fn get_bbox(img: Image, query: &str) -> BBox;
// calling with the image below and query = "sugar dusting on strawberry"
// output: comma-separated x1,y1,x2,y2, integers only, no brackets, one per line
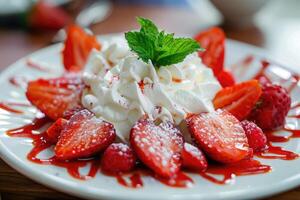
182,143,208,171
187,109,250,163
130,117,184,178
55,109,116,160
240,120,267,152
26,75,84,120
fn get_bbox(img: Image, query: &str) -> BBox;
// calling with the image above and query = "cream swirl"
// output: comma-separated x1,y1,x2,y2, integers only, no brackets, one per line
82,37,221,142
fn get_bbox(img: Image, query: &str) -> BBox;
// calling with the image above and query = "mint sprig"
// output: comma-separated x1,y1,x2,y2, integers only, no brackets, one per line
125,17,202,68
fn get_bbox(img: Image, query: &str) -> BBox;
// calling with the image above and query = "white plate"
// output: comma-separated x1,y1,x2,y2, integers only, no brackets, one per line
0,35,299,200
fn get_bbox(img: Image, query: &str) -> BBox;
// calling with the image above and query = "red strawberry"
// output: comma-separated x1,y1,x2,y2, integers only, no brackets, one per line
101,143,136,175
240,120,267,152
26,76,84,120
194,27,225,76
130,117,184,178
46,118,68,144
217,70,235,87
27,0,71,30
248,84,291,130
213,80,262,120
187,109,250,164
63,106,84,120
63,25,101,72
181,143,208,171
55,109,116,160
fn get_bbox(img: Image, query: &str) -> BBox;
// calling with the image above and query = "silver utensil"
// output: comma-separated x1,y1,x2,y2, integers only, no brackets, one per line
52,0,112,43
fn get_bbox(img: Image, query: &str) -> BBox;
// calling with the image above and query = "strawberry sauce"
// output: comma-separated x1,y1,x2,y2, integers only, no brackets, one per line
116,172,144,188
0,102,24,114
6,116,100,180
256,141,299,160
152,171,193,187
26,59,51,72
199,159,271,184
116,170,193,188
172,77,182,83
4,55,300,188
9,76,28,87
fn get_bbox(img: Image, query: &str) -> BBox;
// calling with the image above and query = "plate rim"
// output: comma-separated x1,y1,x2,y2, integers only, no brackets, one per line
0,36,299,200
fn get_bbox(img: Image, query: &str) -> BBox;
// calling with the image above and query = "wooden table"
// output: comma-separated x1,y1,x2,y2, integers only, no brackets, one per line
0,1,300,200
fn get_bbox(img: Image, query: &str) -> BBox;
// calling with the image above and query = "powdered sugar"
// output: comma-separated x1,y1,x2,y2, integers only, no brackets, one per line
130,117,184,177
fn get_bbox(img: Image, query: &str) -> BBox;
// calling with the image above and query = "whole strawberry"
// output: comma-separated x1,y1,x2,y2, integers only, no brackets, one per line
248,84,291,130
101,143,136,175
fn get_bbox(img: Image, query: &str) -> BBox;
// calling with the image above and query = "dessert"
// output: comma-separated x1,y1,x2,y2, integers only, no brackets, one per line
5,17,300,188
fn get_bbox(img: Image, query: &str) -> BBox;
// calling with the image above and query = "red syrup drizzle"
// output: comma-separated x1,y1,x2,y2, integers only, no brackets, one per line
116,172,144,188
116,170,193,188
9,76,28,87
199,159,271,184
0,102,24,114
6,116,100,180
151,171,193,187
172,77,182,83
26,59,51,72
138,80,145,93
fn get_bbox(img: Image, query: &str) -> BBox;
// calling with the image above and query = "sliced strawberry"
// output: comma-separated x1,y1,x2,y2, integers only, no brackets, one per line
62,25,101,72
101,143,137,175
63,106,84,120
213,80,262,120
46,118,68,144
194,27,225,76
130,117,184,178
181,143,208,171
55,109,116,160
26,75,84,120
27,0,71,30
187,109,250,164
240,120,267,152
217,70,235,87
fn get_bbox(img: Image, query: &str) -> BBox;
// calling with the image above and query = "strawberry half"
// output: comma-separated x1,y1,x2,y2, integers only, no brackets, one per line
27,0,71,30
181,143,208,171
46,118,68,144
240,120,267,152
130,117,184,178
213,80,262,120
187,109,250,164
217,70,235,87
101,143,137,175
26,75,84,120
55,109,116,160
194,27,225,76
62,25,101,72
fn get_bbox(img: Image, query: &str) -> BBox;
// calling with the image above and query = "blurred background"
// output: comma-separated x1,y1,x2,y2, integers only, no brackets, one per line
0,0,300,70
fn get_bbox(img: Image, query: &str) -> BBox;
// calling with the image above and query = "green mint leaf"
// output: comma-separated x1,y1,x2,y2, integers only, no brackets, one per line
137,17,159,39
125,31,155,63
125,17,202,68
156,38,201,66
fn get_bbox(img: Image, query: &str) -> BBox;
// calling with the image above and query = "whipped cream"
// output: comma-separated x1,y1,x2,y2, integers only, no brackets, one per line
82,37,221,142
